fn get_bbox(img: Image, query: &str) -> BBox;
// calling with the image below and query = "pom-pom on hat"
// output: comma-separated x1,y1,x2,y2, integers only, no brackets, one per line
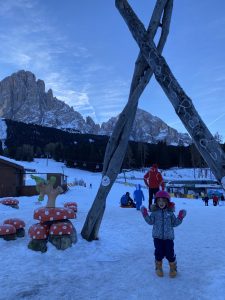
155,190,170,201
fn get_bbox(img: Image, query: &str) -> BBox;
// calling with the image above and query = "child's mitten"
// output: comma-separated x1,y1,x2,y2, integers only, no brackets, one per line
178,209,187,220
141,206,148,218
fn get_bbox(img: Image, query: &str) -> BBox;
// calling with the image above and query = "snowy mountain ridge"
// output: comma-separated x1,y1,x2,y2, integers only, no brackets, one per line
0,70,191,146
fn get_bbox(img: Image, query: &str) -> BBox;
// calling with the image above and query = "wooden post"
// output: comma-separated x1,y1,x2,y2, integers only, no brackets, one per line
115,0,225,190
81,0,173,241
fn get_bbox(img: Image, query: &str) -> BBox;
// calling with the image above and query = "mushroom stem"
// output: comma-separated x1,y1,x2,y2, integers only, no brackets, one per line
38,183,63,208
46,186,63,208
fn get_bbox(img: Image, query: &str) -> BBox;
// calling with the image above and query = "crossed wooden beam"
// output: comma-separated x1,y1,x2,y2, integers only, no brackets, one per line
81,0,174,241
81,0,225,241
115,0,225,186
103,0,173,176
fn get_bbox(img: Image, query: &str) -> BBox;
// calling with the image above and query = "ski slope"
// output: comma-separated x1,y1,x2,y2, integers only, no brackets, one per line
0,159,225,300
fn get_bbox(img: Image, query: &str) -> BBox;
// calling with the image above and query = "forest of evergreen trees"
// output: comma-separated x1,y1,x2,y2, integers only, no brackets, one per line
1,119,224,171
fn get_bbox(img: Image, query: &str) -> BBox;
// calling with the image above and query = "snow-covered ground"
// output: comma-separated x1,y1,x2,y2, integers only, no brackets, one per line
1,159,225,300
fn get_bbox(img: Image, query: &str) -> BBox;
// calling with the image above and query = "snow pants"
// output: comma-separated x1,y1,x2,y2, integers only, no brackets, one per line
135,199,142,210
148,188,159,209
154,238,176,262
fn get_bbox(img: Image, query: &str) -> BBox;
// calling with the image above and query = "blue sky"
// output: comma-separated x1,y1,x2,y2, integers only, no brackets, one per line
0,0,225,140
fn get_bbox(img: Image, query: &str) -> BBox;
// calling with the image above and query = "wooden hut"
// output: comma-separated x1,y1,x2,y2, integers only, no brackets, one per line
0,157,25,197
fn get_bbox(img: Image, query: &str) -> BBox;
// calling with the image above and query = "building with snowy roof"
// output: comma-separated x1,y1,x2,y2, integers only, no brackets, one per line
0,156,25,197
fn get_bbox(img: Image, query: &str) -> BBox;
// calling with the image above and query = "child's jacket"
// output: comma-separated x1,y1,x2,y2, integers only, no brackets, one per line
133,185,145,204
142,204,182,240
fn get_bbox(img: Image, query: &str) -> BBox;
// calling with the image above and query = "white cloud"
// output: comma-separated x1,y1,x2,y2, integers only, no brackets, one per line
0,0,136,125
0,0,37,16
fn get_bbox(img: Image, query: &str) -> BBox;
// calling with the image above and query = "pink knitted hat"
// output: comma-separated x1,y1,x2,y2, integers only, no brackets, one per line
155,190,170,200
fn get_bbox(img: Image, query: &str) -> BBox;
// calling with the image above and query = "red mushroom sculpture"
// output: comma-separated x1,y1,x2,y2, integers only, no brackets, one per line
3,218,26,237
64,202,78,212
1,198,19,209
28,223,49,253
34,207,76,222
0,224,17,240
32,207,76,250
27,207,77,252
49,221,77,250
28,175,77,252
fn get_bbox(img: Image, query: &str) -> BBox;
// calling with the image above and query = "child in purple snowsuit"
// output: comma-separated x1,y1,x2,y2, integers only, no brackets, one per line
133,184,145,210
141,190,186,278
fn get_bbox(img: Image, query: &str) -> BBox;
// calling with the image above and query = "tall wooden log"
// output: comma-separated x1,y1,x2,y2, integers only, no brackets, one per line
115,0,225,189
81,0,173,241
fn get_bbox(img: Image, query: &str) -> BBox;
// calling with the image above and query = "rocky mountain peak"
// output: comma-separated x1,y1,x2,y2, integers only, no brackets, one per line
100,108,191,146
0,70,191,145
0,70,88,132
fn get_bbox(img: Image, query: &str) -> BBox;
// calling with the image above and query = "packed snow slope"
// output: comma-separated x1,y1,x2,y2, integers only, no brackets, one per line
0,159,225,300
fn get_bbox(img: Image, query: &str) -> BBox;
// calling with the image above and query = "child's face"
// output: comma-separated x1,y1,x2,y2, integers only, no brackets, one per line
157,198,168,209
